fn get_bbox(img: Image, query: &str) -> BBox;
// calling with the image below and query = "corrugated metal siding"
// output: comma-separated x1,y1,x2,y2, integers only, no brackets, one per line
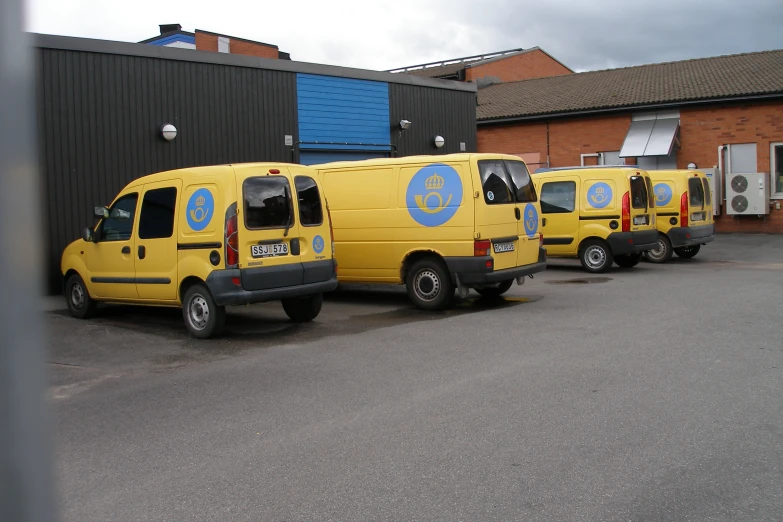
388,83,477,156
36,48,298,293
297,74,391,150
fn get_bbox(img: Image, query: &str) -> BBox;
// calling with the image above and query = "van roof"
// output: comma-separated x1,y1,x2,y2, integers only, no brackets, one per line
310,153,527,170
533,165,650,177
124,162,313,188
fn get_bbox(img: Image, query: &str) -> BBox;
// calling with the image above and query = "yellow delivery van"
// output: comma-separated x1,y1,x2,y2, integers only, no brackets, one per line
312,154,547,309
61,163,338,338
644,169,715,262
532,166,659,272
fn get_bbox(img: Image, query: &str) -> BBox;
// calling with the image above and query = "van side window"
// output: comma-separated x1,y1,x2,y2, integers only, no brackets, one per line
505,160,537,202
477,160,513,205
701,178,712,206
243,177,294,229
540,181,576,213
99,193,138,242
630,176,649,209
138,187,177,239
294,176,323,226
688,178,705,207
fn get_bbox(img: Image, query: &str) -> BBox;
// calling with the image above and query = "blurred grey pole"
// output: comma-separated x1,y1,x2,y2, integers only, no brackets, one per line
0,0,58,520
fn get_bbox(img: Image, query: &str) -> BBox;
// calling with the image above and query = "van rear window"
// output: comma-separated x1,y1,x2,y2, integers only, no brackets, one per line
689,177,705,207
630,176,648,209
505,160,537,202
644,177,656,208
701,177,712,206
243,177,293,229
477,160,537,205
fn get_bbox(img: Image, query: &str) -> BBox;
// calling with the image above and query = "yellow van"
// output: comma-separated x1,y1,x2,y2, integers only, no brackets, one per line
61,163,338,338
532,166,658,273
312,154,547,309
644,169,715,262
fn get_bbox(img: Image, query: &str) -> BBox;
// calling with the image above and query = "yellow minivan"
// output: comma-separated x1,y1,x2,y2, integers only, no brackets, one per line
532,166,659,273
644,169,715,262
61,163,338,338
312,154,547,309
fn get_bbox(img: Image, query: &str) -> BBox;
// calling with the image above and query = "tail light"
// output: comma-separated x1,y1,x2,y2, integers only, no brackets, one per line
621,191,631,232
539,233,544,249
225,212,239,268
474,239,491,256
680,192,689,228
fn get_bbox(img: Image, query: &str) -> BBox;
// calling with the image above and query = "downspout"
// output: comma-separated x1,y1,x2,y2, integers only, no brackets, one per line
545,122,550,168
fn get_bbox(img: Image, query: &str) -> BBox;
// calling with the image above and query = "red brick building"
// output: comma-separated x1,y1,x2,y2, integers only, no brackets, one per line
139,23,290,60
475,50,783,233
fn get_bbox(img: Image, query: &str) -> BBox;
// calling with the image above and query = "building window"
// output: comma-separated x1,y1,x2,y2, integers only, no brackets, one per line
139,187,177,239
218,36,230,53
771,143,783,198
540,181,576,214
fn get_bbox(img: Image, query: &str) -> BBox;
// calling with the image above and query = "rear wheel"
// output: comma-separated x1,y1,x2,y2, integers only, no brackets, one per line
282,293,323,322
614,253,643,268
644,234,673,263
182,283,225,339
475,279,514,298
65,273,97,319
405,257,454,310
674,245,701,259
579,239,614,273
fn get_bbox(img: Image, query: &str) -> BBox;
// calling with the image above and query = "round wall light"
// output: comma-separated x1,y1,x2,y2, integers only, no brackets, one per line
434,135,445,148
161,123,178,141
687,162,697,169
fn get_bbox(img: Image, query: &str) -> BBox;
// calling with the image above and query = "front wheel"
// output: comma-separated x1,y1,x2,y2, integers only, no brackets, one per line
644,234,673,263
405,257,455,310
65,273,97,319
182,283,226,339
282,293,323,322
674,245,701,259
579,240,614,273
614,253,643,268
475,279,514,298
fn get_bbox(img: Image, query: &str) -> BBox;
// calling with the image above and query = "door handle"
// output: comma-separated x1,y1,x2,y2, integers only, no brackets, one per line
138,245,146,259
122,246,131,254
514,208,521,220
542,218,547,227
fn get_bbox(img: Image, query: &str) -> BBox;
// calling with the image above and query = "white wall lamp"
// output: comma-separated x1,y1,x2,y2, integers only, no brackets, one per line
399,119,412,131
160,123,178,142
687,162,697,169
434,135,445,148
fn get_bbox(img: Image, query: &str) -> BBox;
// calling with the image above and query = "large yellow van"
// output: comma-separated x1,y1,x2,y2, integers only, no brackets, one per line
312,154,547,309
644,169,715,262
61,163,338,338
532,166,658,273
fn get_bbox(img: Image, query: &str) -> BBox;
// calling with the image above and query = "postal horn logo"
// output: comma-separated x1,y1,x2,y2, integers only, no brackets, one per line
406,164,462,227
186,188,214,231
523,203,538,238
654,183,673,206
587,182,612,209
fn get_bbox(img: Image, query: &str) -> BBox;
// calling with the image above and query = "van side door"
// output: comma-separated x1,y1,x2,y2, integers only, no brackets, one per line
134,180,181,300
539,176,580,256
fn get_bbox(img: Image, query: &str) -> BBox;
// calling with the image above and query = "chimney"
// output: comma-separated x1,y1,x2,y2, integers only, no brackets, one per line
159,24,182,35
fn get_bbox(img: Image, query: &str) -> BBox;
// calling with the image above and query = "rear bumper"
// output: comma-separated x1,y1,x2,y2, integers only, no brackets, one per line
668,224,715,248
206,261,338,306
444,248,547,286
606,230,659,256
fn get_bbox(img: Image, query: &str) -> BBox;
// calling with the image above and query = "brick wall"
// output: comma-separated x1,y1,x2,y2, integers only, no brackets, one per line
195,30,279,59
466,49,572,83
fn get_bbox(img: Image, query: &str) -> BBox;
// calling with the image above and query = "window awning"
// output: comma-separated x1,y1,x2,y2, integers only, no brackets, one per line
619,116,679,158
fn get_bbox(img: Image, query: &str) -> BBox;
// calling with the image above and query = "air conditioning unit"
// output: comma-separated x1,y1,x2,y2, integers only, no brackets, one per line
725,173,770,215
699,167,721,216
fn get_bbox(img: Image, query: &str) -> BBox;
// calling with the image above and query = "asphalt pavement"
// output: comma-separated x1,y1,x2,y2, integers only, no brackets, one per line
45,233,783,521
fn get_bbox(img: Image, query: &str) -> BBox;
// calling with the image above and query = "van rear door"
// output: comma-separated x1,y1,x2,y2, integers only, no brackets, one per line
628,173,653,230
474,159,521,271
504,159,541,267
688,175,708,225
235,166,303,291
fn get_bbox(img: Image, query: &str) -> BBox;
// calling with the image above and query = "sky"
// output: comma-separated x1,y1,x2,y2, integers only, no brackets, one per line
25,0,783,73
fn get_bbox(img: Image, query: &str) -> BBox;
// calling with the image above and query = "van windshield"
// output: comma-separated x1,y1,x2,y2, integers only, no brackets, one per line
630,176,648,209
689,177,705,207
477,160,537,205
243,177,294,229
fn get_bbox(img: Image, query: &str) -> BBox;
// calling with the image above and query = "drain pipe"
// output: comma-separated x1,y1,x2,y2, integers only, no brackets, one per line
580,153,600,166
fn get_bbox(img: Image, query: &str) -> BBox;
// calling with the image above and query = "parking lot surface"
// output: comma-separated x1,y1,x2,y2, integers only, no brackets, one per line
47,233,783,521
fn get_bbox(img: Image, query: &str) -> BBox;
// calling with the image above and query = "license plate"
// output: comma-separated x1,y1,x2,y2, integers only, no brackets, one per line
633,215,648,225
493,241,515,253
251,243,289,258
691,212,705,222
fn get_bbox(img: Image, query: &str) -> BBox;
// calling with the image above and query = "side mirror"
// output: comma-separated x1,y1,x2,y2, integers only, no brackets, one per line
94,206,109,218
82,227,95,242
110,208,131,221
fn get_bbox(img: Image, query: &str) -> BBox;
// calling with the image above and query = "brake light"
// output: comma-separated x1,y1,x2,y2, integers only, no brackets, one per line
269,169,280,174
539,233,544,249
621,191,631,232
680,192,689,228
474,239,491,256
225,212,239,268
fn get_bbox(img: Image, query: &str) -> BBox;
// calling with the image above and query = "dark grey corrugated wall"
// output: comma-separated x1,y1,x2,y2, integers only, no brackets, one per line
36,48,298,293
388,83,477,156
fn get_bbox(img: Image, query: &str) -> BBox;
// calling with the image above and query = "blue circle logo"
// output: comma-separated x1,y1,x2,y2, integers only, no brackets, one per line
406,163,463,227
313,235,325,254
653,183,673,206
186,188,215,231
523,203,538,237
587,182,613,209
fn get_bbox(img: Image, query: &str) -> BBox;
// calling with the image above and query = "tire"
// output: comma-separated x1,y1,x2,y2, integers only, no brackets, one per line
614,253,643,268
644,234,673,263
475,279,514,298
674,245,701,259
578,239,614,273
65,273,97,319
182,283,225,339
405,257,455,310
282,293,323,322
